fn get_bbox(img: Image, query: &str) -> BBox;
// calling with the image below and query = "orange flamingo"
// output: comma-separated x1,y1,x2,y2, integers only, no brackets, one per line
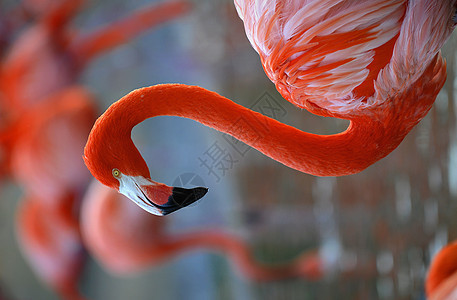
81,180,323,281
426,241,457,300
84,0,457,215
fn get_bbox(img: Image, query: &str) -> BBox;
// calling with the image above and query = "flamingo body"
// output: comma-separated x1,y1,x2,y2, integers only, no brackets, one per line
84,0,457,215
235,0,455,117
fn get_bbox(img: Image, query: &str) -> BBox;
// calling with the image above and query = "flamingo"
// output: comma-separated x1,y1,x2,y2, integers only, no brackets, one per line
84,0,457,215
426,241,457,300
81,180,323,281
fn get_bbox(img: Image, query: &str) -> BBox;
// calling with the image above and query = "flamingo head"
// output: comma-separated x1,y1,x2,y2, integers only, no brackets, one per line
83,122,208,216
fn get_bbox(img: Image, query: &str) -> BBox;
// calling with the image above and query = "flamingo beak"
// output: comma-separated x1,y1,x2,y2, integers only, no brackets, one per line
117,175,208,216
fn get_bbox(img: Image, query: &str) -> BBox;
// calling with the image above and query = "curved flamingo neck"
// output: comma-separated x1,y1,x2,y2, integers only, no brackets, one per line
101,83,408,176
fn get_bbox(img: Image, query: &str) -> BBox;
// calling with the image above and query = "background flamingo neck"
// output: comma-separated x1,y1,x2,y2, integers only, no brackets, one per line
108,84,402,176
160,231,307,281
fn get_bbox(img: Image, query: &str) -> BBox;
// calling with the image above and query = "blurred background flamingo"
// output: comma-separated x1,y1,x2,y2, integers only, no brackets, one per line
16,194,86,300
9,87,96,202
12,87,96,300
426,240,457,300
0,0,457,299
0,0,190,176
0,0,193,299
81,179,323,281
0,0,190,111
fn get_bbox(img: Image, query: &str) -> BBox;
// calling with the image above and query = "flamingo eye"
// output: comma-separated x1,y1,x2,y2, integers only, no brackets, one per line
112,168,121,178
453,9,457,24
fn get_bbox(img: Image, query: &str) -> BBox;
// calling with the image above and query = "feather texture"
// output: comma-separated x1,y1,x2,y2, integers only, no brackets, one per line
235,0,455,118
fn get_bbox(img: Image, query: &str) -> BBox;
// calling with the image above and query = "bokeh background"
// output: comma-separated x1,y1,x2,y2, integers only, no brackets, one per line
1,0,457,299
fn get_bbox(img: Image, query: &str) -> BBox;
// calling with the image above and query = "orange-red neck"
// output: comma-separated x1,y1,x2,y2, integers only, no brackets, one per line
104,84,408,176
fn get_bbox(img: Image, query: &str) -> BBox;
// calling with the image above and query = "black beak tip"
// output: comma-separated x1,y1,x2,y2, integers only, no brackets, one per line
160,186,208,215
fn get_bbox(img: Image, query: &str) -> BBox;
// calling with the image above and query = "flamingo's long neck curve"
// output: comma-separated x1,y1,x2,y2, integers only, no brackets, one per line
99,82,423,177
98,50,446,177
